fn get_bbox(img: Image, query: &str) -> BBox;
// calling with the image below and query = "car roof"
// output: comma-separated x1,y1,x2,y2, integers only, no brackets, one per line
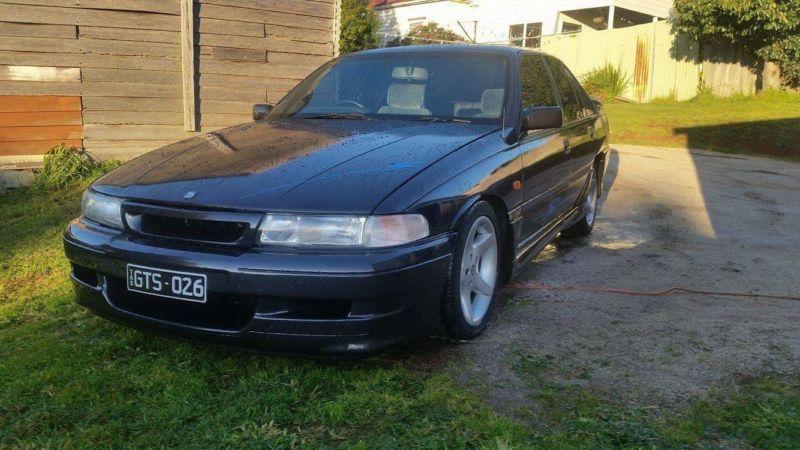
344,44,544,59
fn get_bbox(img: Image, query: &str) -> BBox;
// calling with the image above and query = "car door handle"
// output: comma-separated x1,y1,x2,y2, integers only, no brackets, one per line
563,138,571,154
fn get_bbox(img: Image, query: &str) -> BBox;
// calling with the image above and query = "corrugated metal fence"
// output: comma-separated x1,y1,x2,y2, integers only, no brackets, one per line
540,21,757,102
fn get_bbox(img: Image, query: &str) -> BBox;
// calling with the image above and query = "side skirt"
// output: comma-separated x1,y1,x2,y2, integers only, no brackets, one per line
511,206,582,276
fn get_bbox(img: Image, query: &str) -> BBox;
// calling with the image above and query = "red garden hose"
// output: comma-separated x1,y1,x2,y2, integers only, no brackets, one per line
510,282,800,302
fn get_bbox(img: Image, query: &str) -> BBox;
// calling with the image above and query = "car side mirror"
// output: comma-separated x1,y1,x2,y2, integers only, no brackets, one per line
521,106,563,133
590,96,603,109
253,103,273,121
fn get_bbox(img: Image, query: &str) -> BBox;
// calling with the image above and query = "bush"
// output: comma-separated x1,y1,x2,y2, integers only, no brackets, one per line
582,64,630,100
33,144,121,190
763,36,800,88
388,23,467,47
673,0,800,88
339,0,379,54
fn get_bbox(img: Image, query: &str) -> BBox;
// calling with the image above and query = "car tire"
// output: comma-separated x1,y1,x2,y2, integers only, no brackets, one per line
561,165,600,238
440,201,501,340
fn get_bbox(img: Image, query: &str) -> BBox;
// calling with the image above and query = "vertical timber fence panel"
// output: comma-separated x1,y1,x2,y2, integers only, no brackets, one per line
701,42,758,97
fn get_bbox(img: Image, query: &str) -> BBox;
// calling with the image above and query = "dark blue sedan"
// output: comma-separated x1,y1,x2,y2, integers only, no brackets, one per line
64,45,609,355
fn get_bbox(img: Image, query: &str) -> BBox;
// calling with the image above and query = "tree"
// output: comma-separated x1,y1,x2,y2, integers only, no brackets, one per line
388,23,467,47
673,0,800,88
339,0,379,54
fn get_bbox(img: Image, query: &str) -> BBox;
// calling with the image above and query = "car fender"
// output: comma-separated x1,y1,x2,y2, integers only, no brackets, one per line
405,148,524,236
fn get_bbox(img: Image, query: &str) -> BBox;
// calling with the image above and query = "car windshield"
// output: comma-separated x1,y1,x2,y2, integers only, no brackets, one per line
270,52,509,124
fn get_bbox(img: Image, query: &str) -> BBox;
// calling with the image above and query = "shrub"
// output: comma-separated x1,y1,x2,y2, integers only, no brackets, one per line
762,36,800,88
673,0,800,88
582,64,630,100
339,0,379,54
33,144,121,190
388,23,467,46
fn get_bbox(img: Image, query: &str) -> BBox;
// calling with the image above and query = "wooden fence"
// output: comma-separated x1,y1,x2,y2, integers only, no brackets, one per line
540,20,758,102
0,95,82,158
0,0,338,164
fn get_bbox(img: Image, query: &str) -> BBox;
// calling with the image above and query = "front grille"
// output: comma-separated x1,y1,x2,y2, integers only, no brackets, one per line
122,202,263,247
139,214,247,243
106,277,257,331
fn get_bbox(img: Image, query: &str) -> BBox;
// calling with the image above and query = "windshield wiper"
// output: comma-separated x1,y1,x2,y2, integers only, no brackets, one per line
413,117,473,124
301,112,371,120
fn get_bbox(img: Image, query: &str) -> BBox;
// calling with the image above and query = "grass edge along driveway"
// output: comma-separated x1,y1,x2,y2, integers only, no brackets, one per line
605,90,800,161
1,185,799,448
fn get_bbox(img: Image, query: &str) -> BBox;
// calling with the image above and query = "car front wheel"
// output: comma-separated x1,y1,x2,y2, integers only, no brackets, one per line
441,201,501,340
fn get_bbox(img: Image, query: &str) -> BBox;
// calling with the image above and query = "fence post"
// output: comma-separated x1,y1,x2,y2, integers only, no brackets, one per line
180,0,197,132
762,61,781,91
647,17,657,101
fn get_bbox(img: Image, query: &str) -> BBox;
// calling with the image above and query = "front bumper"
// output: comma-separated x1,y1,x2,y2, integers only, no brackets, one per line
64,219,454,355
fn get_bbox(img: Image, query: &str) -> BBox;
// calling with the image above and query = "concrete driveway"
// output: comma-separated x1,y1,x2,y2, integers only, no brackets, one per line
452,145,800,410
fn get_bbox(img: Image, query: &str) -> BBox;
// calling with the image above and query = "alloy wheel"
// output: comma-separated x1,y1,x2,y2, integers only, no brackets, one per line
585,170,598,227
459,216,498,326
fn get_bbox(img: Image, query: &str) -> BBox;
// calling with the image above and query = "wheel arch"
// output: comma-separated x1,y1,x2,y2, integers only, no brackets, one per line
595,147,609,198
479,194,515,284
449,194,514,285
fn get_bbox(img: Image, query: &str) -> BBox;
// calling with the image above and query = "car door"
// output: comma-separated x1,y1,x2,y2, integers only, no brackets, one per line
516,53,573,245
571,72,606,177
545,57,595,205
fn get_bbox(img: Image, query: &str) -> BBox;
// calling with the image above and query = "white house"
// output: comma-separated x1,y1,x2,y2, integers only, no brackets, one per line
371,0,673,46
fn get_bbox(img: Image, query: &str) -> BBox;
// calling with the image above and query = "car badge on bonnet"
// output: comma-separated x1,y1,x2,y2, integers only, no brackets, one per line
183,191,197,199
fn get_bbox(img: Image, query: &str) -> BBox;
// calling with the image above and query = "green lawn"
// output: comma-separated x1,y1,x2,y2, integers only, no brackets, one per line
2,186,800,448
605,90,800,160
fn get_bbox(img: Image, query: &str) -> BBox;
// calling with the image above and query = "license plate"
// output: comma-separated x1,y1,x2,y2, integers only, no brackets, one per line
126,264,207,303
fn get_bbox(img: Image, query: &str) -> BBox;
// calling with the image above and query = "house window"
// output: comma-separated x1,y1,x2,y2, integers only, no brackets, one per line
509,24,524,46
562,22,582,34
509,22,543,48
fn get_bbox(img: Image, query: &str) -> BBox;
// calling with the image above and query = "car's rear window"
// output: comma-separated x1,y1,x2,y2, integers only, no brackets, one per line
271,52,509,124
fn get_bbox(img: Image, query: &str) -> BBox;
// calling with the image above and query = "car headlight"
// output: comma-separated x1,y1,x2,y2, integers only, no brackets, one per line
81,191,124,229
257,214,429,248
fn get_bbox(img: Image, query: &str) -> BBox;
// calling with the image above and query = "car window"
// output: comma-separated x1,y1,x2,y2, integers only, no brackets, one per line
271,53,509,124
573,77,598,117
560,64,597,117
546,57,581,122
519,54,558,108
